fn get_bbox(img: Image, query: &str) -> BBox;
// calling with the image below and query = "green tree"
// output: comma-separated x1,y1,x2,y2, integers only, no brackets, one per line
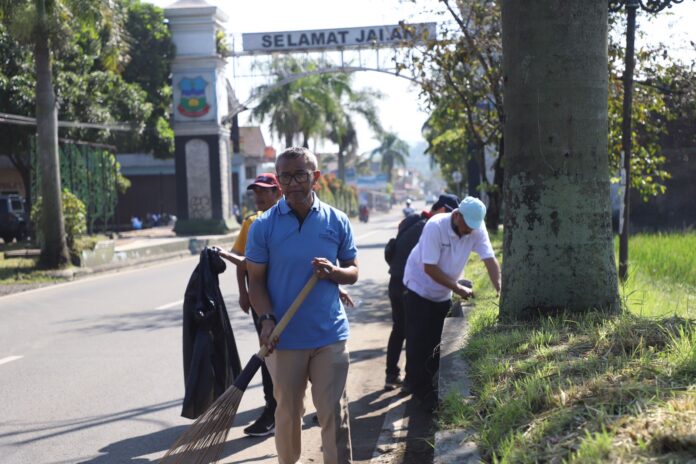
0,0,111,267
656,58,696,148
252,57,382,181
402,0,677,230
499,0,620,319
0,22,36,210
0,0,173,240
370,132,410,183
251,57,326,148
120,0,174,157
325,86,382,181
400,0,504,227
607,16,672,201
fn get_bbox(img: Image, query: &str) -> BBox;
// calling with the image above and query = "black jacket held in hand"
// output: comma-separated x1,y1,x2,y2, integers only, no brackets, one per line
181,247,242,419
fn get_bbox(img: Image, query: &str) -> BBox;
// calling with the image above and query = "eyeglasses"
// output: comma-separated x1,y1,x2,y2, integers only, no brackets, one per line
277,171,312,185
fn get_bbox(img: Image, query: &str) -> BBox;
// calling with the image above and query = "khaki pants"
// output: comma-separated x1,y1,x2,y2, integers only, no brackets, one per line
266,341,352,464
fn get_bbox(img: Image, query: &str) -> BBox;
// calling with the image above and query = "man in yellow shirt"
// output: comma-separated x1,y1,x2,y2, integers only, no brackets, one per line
220,173,283,436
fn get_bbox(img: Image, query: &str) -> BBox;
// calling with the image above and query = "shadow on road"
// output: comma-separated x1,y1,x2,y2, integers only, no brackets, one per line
54,296,256,337
350,389,392,461
79,407,265,463
78,425,187,463
346,278,390,325
2,400,181,446
401,399,436,464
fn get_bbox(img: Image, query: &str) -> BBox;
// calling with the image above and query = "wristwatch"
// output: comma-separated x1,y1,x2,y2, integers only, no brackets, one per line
258,313,277,324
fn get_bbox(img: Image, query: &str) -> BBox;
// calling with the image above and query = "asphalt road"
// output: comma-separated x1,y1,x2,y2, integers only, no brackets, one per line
0,203,435,464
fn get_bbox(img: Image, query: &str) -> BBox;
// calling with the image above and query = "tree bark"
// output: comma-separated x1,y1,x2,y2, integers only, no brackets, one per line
35,15,69,268
499,0,620,319
337,146,346,182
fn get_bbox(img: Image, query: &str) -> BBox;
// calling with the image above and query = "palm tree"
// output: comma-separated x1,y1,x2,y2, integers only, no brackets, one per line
252,58,383,181
252,57,334,149
370,132,410,183
0,0,124,267
325,85,382,181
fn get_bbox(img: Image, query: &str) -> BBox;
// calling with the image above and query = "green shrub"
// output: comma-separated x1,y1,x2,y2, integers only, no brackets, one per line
32,188,87,263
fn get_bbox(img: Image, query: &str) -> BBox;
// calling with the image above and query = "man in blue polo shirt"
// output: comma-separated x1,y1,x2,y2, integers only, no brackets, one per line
246,147,358,464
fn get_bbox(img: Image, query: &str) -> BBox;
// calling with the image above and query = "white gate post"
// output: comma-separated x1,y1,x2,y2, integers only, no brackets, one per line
165,0,236,234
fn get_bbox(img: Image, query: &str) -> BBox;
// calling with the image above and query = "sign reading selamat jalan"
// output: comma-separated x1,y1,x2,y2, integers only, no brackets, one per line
242,23,437,53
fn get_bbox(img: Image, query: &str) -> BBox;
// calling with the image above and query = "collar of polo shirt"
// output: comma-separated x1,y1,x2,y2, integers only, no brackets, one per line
278,191,321,215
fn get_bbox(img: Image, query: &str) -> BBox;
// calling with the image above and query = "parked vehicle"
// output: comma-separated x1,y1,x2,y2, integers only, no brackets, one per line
0,195,27,244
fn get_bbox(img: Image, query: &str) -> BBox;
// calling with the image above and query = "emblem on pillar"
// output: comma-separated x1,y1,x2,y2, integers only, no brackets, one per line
177,76,211,118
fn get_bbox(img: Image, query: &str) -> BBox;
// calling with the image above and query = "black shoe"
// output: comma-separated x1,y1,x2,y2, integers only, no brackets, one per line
244,410,275,437
399,381,413,396
384,374,403,391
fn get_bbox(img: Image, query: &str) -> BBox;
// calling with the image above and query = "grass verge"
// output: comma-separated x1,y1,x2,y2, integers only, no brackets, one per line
0,254,63,285
441,230,696,463
0,235,108,285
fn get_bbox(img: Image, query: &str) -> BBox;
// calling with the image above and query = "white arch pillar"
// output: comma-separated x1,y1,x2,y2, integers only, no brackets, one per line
165,0,237,234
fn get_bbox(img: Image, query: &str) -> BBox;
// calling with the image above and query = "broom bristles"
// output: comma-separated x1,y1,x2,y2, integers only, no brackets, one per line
160,386,244,464
161,353,265,464
162,275,319,464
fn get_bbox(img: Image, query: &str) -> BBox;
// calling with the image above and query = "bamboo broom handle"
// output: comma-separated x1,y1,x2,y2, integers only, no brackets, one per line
257,274,319,358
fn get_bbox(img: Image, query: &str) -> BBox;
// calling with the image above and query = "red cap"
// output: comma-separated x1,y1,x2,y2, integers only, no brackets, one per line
247,172,280,190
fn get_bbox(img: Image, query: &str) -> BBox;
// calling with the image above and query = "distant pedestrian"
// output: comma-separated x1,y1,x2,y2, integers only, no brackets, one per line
402,199,415,218
383,194,459,391
402,197,501,411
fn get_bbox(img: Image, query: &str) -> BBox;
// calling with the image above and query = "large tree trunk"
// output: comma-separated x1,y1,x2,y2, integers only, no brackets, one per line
284,132,293,149
35,21,69,268
499,0,620,319
337,146,346,182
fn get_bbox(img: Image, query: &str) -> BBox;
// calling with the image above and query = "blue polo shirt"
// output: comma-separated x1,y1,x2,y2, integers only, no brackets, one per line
245,194,357,350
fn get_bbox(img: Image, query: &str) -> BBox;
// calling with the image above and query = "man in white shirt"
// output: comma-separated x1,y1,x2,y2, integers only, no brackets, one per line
402,196,501,410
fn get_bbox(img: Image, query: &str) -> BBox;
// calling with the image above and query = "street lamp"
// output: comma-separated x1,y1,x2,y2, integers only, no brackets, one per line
608,0,683,282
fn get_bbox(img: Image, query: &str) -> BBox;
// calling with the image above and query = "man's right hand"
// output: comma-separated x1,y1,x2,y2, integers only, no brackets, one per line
259,320,279,354
454,283,474,299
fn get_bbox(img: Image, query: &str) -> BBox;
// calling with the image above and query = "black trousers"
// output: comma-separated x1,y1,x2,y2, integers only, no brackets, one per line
404,289,451,401
386,275,407,378
251,309,277,412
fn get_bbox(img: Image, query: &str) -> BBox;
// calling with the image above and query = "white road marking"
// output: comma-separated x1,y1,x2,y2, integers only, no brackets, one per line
356,231,379,240
0,355,23,366
0,255,198,301
156,300,183,310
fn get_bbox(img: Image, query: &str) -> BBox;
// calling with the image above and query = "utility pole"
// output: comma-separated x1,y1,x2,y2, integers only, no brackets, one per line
609,0,683,282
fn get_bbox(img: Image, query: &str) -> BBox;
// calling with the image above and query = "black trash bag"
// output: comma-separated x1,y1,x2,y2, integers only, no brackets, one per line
181,247,242,419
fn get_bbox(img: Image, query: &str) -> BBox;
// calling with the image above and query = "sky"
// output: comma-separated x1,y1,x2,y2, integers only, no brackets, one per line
146,0,696,157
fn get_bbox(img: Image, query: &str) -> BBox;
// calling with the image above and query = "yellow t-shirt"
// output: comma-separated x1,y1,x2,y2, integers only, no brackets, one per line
231,212,260,255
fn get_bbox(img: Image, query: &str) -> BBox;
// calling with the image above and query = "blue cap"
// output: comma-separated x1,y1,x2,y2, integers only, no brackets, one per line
458,196,486,229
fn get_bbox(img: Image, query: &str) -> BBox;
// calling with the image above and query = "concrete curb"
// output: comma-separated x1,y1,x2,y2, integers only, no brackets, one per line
28,233,238,283
435,301,481,464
